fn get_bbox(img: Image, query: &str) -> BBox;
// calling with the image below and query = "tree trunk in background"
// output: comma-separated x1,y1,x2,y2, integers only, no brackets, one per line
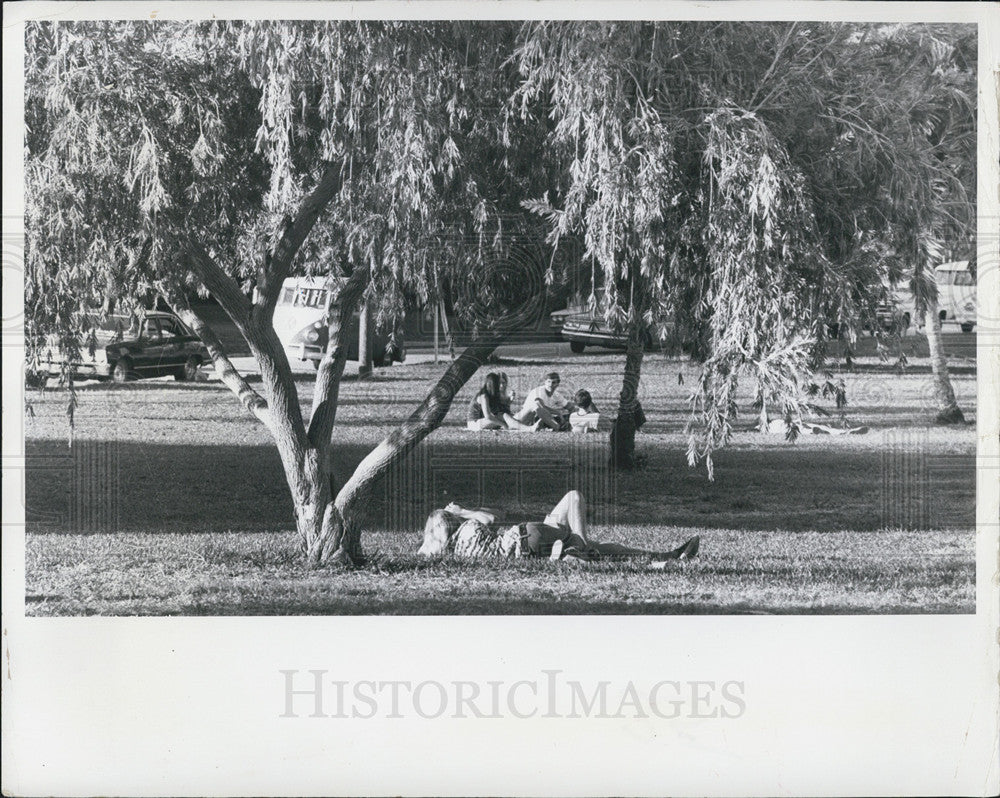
610,325,646,470
924,296,965,424
358,299,372,377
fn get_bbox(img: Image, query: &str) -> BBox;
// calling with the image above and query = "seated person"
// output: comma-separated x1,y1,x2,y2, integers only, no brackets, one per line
514,371,576,431
467,372,534,431
569,389,603,433
418,490,699,566
497,372,515,415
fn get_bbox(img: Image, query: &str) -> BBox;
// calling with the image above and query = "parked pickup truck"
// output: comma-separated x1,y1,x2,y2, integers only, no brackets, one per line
37,311,209,383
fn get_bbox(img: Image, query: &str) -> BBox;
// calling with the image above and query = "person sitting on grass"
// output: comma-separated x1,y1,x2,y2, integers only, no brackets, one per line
497,372,515,415
466,372,535,431
569,389,603,433
418,489,700,567
514,371,576,431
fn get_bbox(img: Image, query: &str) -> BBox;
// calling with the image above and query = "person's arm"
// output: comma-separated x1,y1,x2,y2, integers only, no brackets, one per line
547,389,573,414
478,394,504,424
443,502,498,525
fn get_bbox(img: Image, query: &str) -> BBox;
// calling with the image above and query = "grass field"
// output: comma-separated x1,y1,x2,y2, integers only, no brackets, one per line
22,342,977,615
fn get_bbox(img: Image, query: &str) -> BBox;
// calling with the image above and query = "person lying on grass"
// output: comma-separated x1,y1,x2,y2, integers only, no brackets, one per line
417,489,700,566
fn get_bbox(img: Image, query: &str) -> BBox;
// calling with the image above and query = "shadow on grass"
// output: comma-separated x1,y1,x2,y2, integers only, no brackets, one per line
180,597,973,615
26,433,975,536
832,363,977,376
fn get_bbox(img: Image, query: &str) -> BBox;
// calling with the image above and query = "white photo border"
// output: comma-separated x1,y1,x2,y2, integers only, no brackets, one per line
2,2,998,796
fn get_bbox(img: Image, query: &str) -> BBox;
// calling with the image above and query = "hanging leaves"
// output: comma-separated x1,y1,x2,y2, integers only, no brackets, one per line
515,21,974,477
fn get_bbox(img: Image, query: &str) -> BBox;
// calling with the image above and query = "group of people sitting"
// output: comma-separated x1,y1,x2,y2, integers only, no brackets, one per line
466,371,602,433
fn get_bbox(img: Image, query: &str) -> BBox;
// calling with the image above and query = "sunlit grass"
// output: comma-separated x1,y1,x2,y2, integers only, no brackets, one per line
25,527,974,615
23,345,977,615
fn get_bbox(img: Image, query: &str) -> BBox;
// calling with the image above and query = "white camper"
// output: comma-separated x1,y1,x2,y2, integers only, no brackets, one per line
934,260,976,333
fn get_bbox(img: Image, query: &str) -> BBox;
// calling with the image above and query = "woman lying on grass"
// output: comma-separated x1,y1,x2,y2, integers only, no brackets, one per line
418,490,700,567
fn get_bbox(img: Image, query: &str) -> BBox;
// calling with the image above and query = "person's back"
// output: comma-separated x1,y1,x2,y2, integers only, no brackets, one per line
466,392,485,423
570,388,601,432
467,373,507,430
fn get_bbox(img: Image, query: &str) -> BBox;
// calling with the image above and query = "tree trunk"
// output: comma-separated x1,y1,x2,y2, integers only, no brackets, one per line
924,297,965,424
358,299,372,377
610,325,646,470
331,336,504,545
268,433,361,568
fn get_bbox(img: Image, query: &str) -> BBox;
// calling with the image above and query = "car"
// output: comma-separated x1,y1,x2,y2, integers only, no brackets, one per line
549,288,605,341
38,311,210,383
548,304,587,340
871,304,911,333
560,311,675,353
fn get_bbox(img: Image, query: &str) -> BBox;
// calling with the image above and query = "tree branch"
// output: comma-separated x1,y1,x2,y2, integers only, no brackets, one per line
183,240,308,448
165,288,270,426
253,162,345,323
185,240,253,332
307,263,371,448
749,22,798,111
332,333,506,522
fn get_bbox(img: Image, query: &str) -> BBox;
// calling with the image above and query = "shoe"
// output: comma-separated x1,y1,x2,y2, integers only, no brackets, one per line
549,539,564,561
677,535,700,560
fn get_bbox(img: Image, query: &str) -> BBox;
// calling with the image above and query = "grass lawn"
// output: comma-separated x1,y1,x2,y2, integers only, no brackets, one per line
22,344,977,615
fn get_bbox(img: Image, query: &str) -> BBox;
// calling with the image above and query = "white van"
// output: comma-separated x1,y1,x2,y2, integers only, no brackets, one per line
874,261,976,334
934,260,976,333
273,276,404,368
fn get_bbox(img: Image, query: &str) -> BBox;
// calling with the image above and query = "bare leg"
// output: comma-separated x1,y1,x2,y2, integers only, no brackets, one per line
503,413,535,431
513,408,536,425
467,418,504,431
591,536,700,561
534,404,562,431
544,490,589,543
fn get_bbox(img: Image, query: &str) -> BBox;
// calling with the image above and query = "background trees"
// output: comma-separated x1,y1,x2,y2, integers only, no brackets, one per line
514,22,975,474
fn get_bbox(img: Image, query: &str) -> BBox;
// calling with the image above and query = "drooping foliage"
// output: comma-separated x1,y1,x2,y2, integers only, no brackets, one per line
25,20,552,359
514,21,976,476
24,20,560,563
25,20,975,505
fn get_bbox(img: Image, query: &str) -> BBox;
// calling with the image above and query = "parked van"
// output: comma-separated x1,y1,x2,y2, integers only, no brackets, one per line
273,277,404,368
872,261,976,334
934,260,976,333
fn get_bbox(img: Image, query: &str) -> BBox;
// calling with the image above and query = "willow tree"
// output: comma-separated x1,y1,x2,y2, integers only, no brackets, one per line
515,22,975,476
865,24,975,424
516,22,842,474
25,20,551,565
762,23,976,424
